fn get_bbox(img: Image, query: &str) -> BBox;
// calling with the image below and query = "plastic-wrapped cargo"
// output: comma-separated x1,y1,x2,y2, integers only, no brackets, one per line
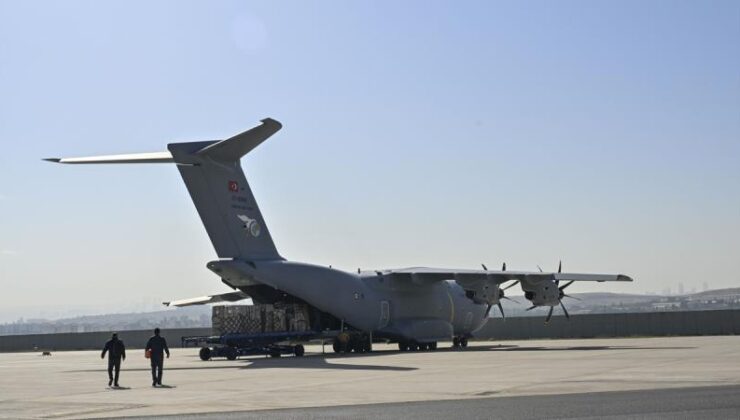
262,304,274,333
287,304,310,332
272,307,287,332
213,305,248,335
212,303,311,335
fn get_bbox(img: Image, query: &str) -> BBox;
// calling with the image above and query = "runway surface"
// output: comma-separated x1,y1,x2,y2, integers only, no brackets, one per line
120,385,740,420
0,336,739,419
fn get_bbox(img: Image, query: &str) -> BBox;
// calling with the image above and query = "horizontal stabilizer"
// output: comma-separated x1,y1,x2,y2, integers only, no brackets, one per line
163,290,250,307
195,118,282,162
43,151,173,164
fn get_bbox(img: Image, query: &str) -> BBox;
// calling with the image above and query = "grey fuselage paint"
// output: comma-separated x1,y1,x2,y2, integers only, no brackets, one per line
208,259,489,341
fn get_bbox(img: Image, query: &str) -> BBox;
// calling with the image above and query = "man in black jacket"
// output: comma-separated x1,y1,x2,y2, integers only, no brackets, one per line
145,327,170,387
101,333,126,387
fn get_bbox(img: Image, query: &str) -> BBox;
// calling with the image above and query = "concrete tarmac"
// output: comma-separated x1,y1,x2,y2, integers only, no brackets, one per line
119,385,740,420
0,336,739,419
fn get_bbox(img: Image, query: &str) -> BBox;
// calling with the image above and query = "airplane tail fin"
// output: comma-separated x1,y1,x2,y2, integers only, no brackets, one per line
46,118,284,262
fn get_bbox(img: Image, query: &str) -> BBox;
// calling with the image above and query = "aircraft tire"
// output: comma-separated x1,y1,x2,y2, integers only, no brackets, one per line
460,337,468,348
398,342,409,351
452,337,460,347
429,342,438,350
225,347,238,360
332,341,341,353
199,347,211,361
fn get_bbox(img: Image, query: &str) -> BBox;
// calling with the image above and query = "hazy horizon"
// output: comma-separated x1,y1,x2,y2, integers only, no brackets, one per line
1,1,739,323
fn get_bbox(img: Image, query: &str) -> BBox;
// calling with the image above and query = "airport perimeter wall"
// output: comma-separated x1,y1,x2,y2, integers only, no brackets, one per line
478,309,740,340
1,310,738,352
0,328,212,353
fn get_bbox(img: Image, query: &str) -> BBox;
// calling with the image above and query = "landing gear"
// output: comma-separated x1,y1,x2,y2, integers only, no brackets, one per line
452,336,468,348
199,347,211,361
333,332,372,354
293,344,305,357
398,340,438,351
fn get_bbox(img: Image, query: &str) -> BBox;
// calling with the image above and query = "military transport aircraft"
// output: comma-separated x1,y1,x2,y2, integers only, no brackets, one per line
46,118,632,351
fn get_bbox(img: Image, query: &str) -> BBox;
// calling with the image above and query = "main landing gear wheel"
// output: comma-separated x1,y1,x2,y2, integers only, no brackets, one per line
199,347,211,361
452,337,460,348
460,337,468,348
398,342,409,351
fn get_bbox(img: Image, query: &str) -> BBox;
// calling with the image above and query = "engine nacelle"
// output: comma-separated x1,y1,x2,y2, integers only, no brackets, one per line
461,280,503,306
521,279,561,307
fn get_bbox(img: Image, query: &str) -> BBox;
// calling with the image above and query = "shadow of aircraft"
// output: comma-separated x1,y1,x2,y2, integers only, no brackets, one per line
66,343,694,375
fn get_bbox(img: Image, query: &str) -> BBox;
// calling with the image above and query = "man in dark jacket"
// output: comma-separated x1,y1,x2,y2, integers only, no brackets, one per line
101,332,126,387
145,327,170,387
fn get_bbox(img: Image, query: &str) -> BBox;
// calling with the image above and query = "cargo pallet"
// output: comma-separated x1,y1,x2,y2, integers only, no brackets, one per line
182,331,320,361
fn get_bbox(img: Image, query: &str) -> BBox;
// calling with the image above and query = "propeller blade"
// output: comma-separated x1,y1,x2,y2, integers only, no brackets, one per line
502,296,520,304
481,263,488,271
484,303,492,317
503,280,520,291
559,280,575,291
563,294,582,301
502,262,506,271
526,305,537,311
560,301,570,320
537,265,543,273
545,306,554,323
497,302,505,320
558,260,562,273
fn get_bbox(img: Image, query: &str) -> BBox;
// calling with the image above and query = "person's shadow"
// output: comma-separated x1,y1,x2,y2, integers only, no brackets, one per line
154,384,177,389
107,386,131,390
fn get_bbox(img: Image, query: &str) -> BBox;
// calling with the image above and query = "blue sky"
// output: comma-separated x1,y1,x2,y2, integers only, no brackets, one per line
0,1,738,321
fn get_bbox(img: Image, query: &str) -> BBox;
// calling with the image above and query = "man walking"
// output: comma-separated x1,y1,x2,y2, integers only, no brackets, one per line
145,327,170,387
101,332,126,387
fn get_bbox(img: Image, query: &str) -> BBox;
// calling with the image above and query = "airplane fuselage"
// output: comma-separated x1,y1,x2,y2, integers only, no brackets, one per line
207,259,488,342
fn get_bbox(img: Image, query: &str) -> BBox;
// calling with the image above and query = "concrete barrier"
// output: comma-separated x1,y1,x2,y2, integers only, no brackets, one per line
0,328,212,353
1,310,739,352
477,309,740,340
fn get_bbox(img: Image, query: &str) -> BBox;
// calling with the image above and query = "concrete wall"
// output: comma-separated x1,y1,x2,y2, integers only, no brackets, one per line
0,328,212,353
476,309,740,340
1,310,739,352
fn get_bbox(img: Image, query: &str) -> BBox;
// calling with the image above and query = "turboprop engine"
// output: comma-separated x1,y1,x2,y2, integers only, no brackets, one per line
460,262,517,318
521,261,579,323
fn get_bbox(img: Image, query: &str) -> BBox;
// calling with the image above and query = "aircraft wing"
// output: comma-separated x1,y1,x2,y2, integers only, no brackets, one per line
385,267,633,285
163,291,250,307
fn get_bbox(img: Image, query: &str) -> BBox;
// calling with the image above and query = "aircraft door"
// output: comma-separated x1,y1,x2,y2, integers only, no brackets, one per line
379,300,390,329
